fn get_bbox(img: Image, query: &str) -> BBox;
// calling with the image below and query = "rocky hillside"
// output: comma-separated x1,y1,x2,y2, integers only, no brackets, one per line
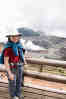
24,35,66,60
18,27,66,60
18,27,40,36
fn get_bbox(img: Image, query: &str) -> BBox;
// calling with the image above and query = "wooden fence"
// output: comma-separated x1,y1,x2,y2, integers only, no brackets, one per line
0,58,66,99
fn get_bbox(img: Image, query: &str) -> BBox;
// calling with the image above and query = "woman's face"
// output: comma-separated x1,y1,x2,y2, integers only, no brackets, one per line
10,36,21,43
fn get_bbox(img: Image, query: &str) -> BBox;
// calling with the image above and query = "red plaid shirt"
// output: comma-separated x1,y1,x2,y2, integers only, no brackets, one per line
4,47,20,68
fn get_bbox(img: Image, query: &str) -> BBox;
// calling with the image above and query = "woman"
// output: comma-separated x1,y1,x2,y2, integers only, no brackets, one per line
4,29,26,99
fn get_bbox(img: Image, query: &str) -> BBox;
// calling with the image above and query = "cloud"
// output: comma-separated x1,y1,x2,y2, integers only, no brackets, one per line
16,0,66,36
49,31,66,38
0,0,16,26
0,0,65,37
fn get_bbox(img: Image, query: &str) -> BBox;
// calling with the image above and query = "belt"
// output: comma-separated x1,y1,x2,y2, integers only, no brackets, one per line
10,65,16,69
10,62,23,66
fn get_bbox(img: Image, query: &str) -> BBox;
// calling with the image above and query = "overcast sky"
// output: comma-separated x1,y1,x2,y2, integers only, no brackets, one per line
0,0,66,37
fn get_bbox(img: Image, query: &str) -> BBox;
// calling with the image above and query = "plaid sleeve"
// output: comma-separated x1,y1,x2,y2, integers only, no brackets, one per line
4,48,10,57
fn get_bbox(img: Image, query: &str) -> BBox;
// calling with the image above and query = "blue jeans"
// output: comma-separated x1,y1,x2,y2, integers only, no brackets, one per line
7,64,23,97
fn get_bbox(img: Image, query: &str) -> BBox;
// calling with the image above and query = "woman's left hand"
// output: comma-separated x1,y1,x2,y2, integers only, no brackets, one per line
24,60,27,65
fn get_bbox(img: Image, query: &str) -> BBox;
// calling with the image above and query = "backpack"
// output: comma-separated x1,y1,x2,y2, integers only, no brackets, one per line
0,50,4,64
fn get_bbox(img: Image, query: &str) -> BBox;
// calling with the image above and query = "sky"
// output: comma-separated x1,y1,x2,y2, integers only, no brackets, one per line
0,0,66,37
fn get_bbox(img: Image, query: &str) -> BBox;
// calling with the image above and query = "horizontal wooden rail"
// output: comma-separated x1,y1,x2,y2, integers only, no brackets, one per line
0,65,6,72
0,58,66,71
26,58,66,68
24,71,66,83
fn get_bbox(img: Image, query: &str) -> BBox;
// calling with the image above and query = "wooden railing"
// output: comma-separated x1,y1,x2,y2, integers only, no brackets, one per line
0,58,66,99
25,58,66,99
26,58,66,67
0,58,66,83
25,58,66,83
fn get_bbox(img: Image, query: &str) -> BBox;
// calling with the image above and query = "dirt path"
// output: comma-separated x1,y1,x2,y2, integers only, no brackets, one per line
24,76,66,91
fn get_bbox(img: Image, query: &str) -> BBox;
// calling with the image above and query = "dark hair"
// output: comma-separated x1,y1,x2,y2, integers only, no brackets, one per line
8,37,11,42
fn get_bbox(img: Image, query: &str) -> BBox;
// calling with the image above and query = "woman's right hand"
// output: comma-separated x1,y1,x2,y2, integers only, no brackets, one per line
4,57,14,80
8,72,14,80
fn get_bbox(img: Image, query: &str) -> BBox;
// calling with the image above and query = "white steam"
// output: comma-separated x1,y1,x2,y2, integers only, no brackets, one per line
20,39,44,50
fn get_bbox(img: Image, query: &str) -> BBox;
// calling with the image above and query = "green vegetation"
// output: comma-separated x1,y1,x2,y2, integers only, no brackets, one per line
24,64,66,76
